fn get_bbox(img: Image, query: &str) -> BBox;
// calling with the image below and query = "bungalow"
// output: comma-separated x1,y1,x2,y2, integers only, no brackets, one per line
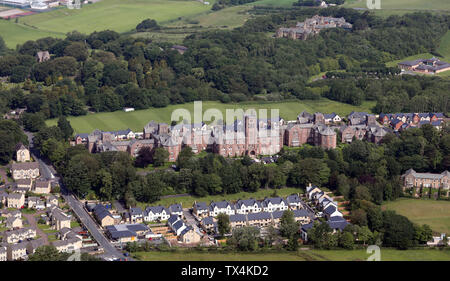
7,193,25,209
247,212,272,228
129,207,143,223
193,202,209,218
180,226,202,243
0,247,6,261
235,199,262,214
168,203,183,218
143,206,170,222
229,214,247,228
4,227,37,243
262,197,288,212
7,243,27,261
93,204,115,227
34,179,51,194
209,200,235,217
11,162,40,180
286,194,302,210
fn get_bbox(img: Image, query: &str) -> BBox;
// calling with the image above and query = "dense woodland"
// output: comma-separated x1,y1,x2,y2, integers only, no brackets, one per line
0,8,449,120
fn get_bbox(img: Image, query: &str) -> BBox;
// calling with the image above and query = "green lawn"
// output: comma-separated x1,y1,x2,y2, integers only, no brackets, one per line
45,99,376,134
0,20,64,49
134,248,450,261
136,187,303,209
382,198,450,234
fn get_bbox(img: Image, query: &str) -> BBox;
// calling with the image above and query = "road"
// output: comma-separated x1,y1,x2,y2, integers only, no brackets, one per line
25,132,131,261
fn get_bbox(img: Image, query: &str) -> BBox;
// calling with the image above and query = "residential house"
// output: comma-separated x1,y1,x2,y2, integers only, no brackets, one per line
209,200,235,217
34,179,51,194
46,195,59,207
262,197,288,212
16,178,32,190
92,204,115,227
293,209,313,224
143,206,170,222
300,222,314,242
129,207,143,223
26,238,46,255
0,247,6,261
179,226,202,243
6,216,22,229
402,169,450,191
327,216,349,233
323,204,343,219
200,216,216,232
271,211,285,227
168,203,183,218
168,215,187,236
4,228,37,243
16,144,30,162
235,199,262,214
52,237,82,253
7,243,27,261
50,208,71,230
27,196,45,210
324,113,341,124
247,212,272,227
286,194,302,210
229,214,247,228
10,162,40,180
36,51,50,63
7,193,25,208
193,202,209,218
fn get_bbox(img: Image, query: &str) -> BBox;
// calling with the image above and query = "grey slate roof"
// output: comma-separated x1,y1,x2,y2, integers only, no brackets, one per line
247,212,272,221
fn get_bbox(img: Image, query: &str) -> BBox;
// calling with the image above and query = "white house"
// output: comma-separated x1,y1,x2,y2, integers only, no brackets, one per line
168,203,183,218
286,194,302,210
262,197,288,212
235,199,262,214
324,113,341,124
144,206,170,222
168,215,187,236
208,200,235,217
323,204,343,219
129,207,143,223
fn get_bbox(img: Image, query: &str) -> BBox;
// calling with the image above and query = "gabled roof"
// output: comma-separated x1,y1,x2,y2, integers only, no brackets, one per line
235,199,261,209
286,194,301,204
262,197,287,206
93,204,113,220
194,202,208,211
145,206,168,215
247,212,272,221
323,204,337,215
130,207,143,216
201,216,214,225
210,200,232,210
169,204,183,213
168,215,179,225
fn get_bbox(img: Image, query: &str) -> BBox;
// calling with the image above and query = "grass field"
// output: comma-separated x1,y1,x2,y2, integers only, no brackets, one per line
136,187,303,209
134,248,450,261
343,0,450,11
45,100,376,134
0,19,64,48
382,198,450,234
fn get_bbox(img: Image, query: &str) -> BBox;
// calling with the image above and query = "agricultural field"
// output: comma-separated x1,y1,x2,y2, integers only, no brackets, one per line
134,248,450,261
45,99,376,134
382,198,450,234
135,187,303,209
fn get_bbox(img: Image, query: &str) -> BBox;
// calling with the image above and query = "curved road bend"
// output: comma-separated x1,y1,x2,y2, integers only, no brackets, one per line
25,132,131,261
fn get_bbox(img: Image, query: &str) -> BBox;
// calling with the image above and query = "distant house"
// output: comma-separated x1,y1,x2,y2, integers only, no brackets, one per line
27,196,45,210
168,203,183,218
300,222,314,242
180,226,201,243
16,144,30,163
286,194,302,210
93,204,115,227
327,216,349,232
200,216,216,232
402,168,450,194
6,216,22,229
106,224,150,243
6,243,27,261
209,200,235,217
16,178,32,190
0,247,6,261
143,206,170,222
4,228,37,243
262,197,288,212
50,208,71,230
123,107,135,112
34,178,51,194
26,238,46,255
235,199,262,214
324,113,341,124
52,237,82,253
171,45,188,55
193,202,209,218
323,204,342,219
6,193,25,209
36,51,50,63
129,207,143,223
229,214,247,228
247,212,272,228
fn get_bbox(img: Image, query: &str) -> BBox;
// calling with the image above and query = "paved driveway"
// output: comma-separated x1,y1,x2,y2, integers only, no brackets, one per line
23,210,49,245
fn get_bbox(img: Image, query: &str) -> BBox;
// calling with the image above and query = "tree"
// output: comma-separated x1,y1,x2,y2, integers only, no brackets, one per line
227,226,260,251
382,211,415,249
28,245,68,261
308,222,337,249
176,146,194,169
339,231,355,249
350,208,368,226
135,146,153,168
357,226,372,245
217,213,231,237
21,112,46,132
279,210,299,239
57,115,74,140
289,158,330,188
64,42,89,61
153,147,169,167
414,224,433,245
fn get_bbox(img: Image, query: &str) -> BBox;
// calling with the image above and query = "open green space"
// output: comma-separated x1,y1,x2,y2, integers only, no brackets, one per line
382,198,450,234
134,248,450,261
45,99,376,134
136,187,303,209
